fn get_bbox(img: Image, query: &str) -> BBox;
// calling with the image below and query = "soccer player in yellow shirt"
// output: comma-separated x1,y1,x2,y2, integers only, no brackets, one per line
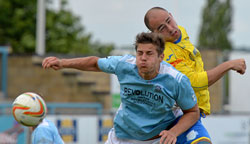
144,7,246,143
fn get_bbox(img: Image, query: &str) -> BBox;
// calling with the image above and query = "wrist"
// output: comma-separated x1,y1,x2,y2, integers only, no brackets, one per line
168,129,178,137
224,60,233,70
60,59,66,68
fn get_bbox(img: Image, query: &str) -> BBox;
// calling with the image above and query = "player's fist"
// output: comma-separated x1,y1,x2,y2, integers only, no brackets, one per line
42,57,63,70
231,59,246,74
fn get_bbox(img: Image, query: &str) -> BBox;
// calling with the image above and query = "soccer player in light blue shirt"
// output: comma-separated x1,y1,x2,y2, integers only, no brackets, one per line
42,32,201,144
31,119,64,144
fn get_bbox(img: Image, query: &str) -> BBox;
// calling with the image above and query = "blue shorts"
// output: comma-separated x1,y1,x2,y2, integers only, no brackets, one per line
175,113,211,144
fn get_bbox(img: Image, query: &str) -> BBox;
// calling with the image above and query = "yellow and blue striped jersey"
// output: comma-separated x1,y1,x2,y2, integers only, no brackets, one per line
164,25,210,115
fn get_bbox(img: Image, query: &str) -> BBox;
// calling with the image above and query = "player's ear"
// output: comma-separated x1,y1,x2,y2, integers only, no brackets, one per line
169,13,174,18
159,53,164,61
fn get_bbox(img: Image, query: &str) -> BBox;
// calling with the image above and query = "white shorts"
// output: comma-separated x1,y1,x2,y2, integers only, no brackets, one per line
104,128,160,144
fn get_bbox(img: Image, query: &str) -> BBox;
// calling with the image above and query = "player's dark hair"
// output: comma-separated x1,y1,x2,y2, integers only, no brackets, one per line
144,7,168,32
135,32,165,56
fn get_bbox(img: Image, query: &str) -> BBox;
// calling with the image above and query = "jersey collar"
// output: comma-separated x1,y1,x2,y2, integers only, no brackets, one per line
173,31,182,44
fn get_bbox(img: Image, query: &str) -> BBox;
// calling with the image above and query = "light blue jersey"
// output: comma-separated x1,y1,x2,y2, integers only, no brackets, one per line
32,119,64,144
98,55,197,140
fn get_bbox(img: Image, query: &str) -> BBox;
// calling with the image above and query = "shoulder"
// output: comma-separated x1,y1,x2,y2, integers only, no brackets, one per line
98,55,136,73
178,25,189,39
159,62,184,83
32,121,55,143
101,55,135,64
119,54,136,64
178,25,187,34
114,54,136,68
37,119,50,128
35,119,55,132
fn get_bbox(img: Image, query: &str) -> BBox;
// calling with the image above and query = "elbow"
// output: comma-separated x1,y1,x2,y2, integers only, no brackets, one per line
183,104,200,122
195,109,200,121
93,57,102,72
188,72,209,89
192,104,200,122
191,80,208,91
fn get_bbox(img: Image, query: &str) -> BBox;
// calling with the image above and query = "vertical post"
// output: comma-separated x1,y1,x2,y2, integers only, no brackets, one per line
249,118,250,144
0,46,8,98
36,0,46,56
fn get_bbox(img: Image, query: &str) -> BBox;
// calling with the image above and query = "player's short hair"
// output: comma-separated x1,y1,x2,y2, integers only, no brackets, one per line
135,32,165,56
144,7,168,32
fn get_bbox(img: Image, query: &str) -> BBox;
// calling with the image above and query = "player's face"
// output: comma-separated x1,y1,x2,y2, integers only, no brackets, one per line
148,10,180,42
136,43,163,80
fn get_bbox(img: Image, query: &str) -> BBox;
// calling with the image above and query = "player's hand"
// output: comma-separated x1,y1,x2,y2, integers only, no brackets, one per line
159,130,177,144
230,59,246,74
42,56,63,70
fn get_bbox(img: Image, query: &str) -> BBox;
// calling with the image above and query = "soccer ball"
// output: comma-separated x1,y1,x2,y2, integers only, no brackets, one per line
12,92,47,127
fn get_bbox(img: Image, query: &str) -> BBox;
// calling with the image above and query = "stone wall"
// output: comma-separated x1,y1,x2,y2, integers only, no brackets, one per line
200,50,224,113
7,55,111,110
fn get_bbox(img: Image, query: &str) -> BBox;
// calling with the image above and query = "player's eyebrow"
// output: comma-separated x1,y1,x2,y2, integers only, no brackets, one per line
157,17,170,31
157,24,164,31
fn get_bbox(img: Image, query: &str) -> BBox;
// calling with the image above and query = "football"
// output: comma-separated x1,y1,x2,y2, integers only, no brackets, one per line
12,92,47,127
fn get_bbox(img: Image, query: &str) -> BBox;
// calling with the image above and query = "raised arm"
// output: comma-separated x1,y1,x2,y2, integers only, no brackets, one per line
42,56,101,72
173,58,246,91
207,58,246,86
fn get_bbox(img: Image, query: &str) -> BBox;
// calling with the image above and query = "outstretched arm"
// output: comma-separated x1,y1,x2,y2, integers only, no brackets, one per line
173,58,246,91
159,104,200,144
42,56,101,72
207,58,246,86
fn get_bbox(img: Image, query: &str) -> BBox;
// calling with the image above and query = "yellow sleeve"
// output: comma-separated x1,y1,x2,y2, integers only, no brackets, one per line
174,60,208,91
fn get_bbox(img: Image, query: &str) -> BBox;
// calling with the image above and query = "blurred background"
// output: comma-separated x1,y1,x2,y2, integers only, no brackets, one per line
0,0,249,143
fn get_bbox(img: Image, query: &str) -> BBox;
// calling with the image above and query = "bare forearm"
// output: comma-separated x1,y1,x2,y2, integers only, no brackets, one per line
169,104,200,137
207,59,246,86
61,56,101,71
42,56,101,72
207,61,231,86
